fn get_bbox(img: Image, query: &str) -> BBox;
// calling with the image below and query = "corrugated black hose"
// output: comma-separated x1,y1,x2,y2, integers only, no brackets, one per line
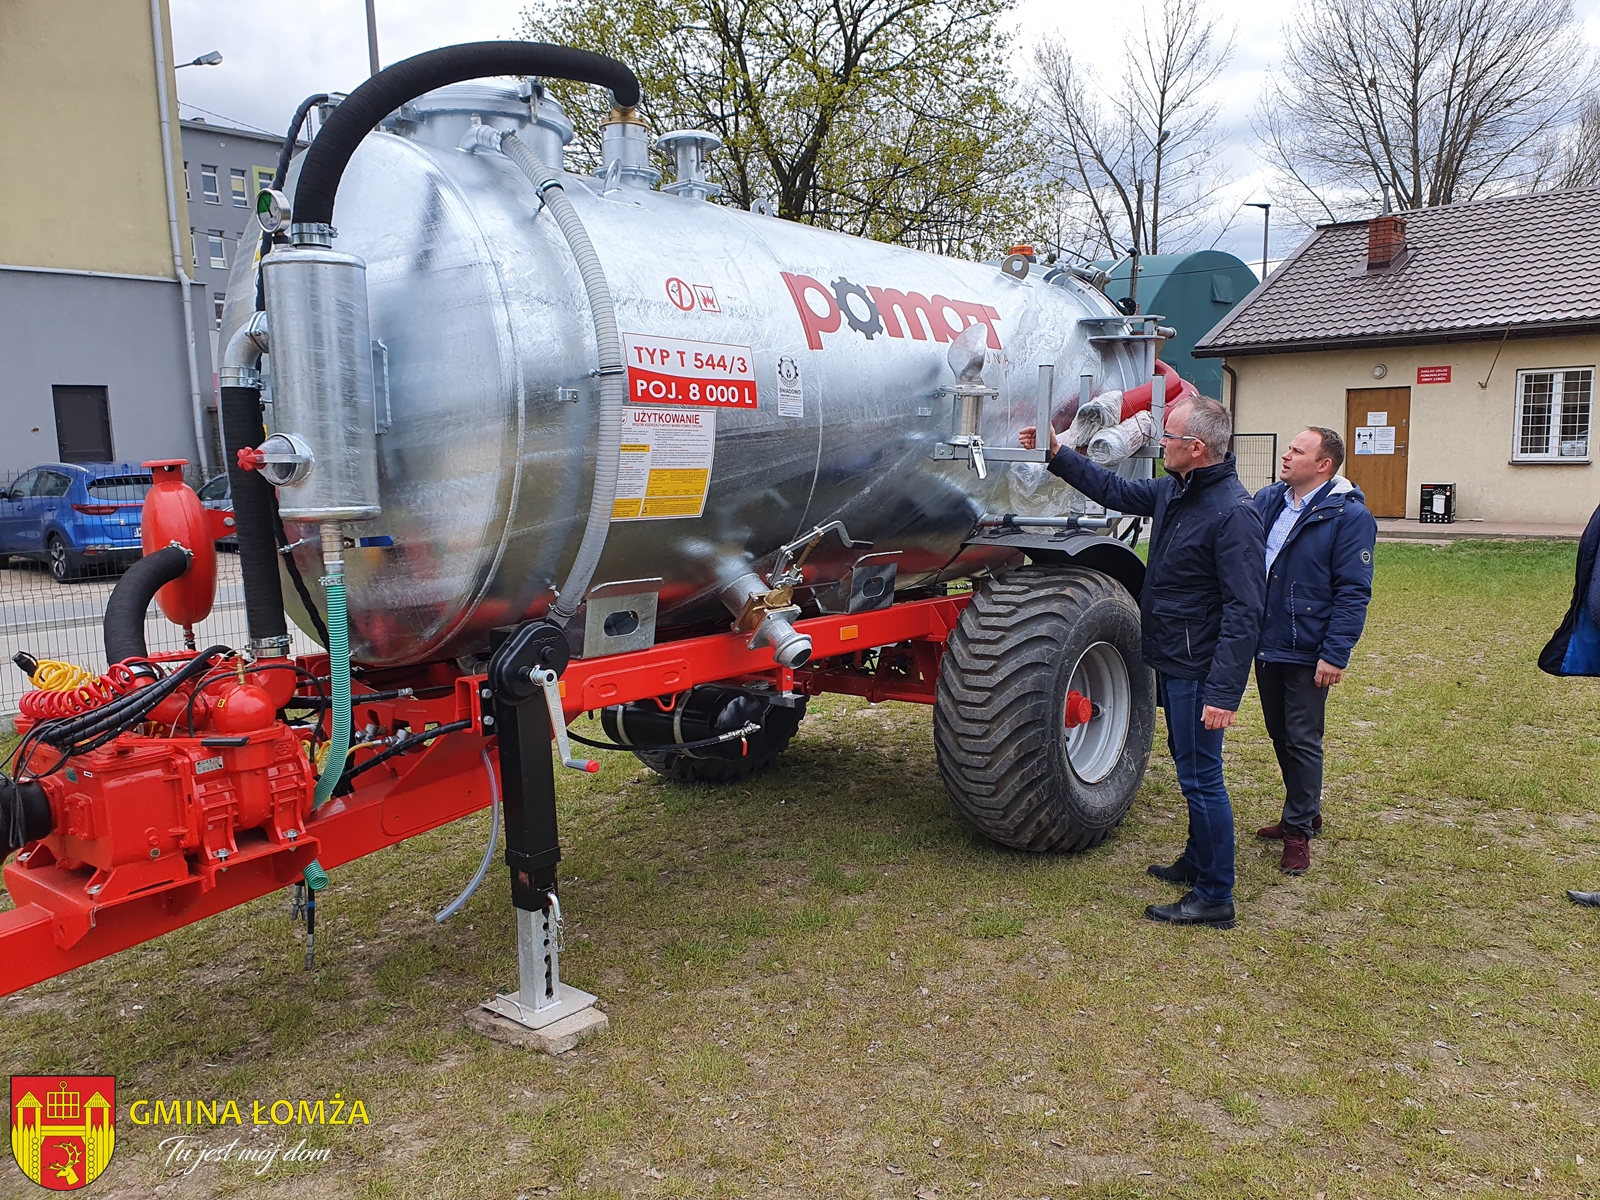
255,92,328,312
290,41,640,229
2,775,52,858
254,93,332,648
220,385,291,650
103,545,191,664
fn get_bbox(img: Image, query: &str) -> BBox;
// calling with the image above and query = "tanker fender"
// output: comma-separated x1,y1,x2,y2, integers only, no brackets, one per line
960,531,1145,600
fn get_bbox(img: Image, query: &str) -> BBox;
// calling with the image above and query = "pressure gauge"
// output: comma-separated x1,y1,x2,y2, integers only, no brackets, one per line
256,188,291,234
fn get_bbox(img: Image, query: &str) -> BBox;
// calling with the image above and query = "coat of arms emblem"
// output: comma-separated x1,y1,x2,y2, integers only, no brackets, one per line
10,1077,115,1190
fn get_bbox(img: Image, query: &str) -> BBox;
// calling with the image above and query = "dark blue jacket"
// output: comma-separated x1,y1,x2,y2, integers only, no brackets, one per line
1048,450,1266,710
1252,476,1377,669
1540,501,1600,675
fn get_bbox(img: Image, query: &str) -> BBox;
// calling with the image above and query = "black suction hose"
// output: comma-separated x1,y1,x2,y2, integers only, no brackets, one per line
103,546,191,664
2,775,51,857
220,385,291,651
250,95,334,648
273,93,329,193
290,41,641,228
255,92,329,312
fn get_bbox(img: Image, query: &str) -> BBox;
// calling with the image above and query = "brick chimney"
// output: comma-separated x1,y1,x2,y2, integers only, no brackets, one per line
1367,214,1407,269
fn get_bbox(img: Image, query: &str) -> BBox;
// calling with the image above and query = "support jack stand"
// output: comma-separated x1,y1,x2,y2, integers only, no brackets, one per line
470,899,608,1053
486,897,599,1026
467,620,609,1054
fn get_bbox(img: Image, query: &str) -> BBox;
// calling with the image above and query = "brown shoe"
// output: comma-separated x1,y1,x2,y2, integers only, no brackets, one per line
1280,835,1311,875
1256,815,1323,840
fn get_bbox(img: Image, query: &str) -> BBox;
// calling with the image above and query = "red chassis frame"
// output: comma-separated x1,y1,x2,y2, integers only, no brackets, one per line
0,593,969,995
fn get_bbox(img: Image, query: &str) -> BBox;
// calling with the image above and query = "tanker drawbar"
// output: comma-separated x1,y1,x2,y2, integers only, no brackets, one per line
2,41,1188,1038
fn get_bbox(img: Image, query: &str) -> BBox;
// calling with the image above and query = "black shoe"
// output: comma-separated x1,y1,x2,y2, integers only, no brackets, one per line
1145,891,1236,929
1568,890,1600,908
1147,859,1199,885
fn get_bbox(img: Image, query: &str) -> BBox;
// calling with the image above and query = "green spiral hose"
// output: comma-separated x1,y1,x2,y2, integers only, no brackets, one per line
304,556,350,892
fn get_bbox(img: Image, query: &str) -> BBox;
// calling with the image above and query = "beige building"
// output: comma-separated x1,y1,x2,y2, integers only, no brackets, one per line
0,0,215,477
1194,191,1600,523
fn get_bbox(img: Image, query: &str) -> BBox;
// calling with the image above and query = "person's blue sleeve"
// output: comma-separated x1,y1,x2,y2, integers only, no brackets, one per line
1319,503,1377,669
1204,506,1266,710
1587,536,1600,628
1046,448,1161,517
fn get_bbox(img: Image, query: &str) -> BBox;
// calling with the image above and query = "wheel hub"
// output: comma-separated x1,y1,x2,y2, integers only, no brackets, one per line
1063,641,1131,784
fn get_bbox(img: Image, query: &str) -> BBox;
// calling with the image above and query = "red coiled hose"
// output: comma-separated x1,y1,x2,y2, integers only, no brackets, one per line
19,661,148,721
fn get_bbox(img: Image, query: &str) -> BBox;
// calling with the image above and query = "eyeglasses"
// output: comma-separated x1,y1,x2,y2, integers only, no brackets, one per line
1158,431,1202,444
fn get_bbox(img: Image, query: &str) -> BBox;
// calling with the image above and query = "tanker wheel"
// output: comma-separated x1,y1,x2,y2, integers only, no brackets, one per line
633,698,808,784
934,566,1155,852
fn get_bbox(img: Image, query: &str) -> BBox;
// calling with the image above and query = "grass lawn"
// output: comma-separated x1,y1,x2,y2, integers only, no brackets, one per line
3,540,1599,1199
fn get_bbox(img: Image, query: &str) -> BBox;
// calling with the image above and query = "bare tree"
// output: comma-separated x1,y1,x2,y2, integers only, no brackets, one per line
1259,0,1597,220
1033,0,1235,260
1551,94,1600,189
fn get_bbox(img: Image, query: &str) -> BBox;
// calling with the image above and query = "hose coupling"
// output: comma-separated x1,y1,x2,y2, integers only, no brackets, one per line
458,123,506,154
721,572,813,668
249,635,292,659
289,222,335,248
218,365,262,389
320,522,346,578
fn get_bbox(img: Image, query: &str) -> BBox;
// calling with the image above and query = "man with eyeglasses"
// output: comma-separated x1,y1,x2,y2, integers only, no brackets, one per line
1021,397,1265,929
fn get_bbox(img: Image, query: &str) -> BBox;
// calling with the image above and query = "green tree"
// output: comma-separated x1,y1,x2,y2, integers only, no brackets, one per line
519,0,1039,256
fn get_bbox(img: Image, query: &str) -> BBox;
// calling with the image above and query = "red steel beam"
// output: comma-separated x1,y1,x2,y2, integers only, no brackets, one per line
0,735,495,995
557,593,967,717
0,594,969,994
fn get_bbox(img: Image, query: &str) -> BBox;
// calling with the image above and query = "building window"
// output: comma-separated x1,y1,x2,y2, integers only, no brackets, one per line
184,161,190,201
201,165,220,204
231,168,249,207
1514,367,1593,461
207,231,227,269
214,293,226,330
52,385,114,462
252,166,276,198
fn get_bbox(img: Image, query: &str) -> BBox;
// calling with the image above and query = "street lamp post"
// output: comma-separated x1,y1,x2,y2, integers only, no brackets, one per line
365,0,381,76
175,50,223,69
1245,202,1271,282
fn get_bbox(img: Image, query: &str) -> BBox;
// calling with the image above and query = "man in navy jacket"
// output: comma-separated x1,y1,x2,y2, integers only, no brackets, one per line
1022,398,1265,929
1252,428,1377,875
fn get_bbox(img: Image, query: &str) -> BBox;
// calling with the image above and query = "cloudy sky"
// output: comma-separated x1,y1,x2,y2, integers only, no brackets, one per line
169,0,1600,270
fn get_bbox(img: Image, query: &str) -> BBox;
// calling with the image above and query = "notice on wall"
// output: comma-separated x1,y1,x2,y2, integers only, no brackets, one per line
1354,425,1397,456
611,407,716,520
1417,365,1452,384
1366,411,1388,427
776,355,803,417
623,332,758,410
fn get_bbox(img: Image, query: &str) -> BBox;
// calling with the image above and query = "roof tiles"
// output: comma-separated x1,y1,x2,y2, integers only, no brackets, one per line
1193,189,1600,355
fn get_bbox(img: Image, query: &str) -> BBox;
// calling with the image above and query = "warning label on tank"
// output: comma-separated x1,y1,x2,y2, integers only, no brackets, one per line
611,407,716,520
624,333,758,409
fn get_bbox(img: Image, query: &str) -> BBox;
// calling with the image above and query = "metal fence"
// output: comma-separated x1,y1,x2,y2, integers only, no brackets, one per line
1230,433,1279,494
0,467,317,717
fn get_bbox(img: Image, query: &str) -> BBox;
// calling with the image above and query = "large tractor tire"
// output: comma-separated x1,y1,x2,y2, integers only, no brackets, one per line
618,689,808,784
934,566,1155,852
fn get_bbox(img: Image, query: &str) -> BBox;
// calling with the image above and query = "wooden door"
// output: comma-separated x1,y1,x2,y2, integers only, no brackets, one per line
1344,387,1410,518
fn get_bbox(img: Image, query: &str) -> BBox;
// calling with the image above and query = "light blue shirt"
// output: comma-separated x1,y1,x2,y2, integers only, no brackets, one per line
1264,481,1331,573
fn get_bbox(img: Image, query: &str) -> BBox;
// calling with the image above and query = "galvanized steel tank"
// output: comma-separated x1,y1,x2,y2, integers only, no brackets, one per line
260,84,1147,668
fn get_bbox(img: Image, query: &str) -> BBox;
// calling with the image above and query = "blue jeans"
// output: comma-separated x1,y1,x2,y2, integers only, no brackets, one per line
1159,675,1236,906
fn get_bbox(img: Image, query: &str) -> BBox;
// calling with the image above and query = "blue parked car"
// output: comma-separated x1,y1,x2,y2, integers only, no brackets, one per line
0,462,152,581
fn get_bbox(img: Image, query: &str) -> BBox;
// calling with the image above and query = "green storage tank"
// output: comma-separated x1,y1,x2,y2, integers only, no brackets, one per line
1095,250,1258,400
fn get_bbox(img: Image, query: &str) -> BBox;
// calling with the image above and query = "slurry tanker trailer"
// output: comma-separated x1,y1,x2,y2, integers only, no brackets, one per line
0,43,1179,1030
